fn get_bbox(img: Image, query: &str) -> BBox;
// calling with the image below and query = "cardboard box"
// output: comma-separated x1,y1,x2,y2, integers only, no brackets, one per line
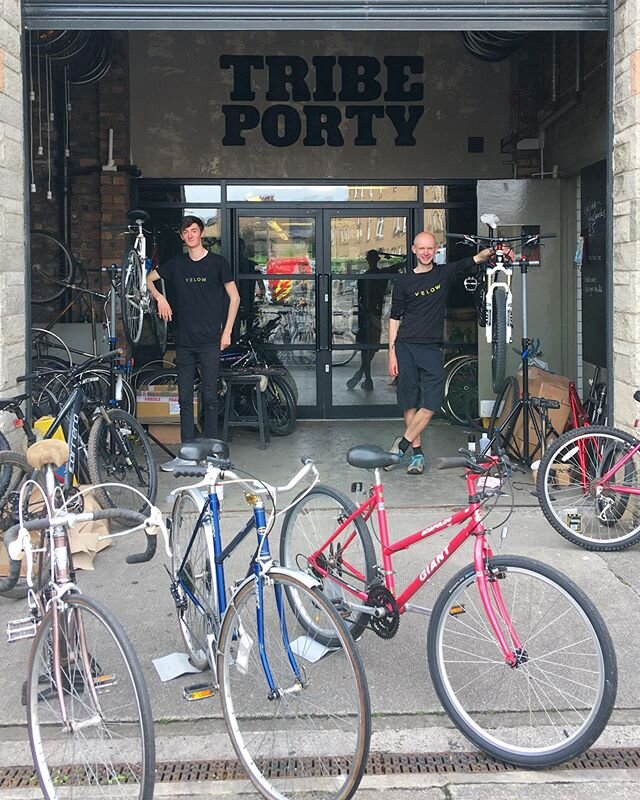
136,384,199,425
147,424,182,445
512,366,571,457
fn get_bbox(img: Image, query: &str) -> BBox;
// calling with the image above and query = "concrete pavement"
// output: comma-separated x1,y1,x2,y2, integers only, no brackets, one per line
1,418,639,798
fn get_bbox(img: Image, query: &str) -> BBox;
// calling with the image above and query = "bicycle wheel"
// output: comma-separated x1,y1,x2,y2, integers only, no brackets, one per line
27,593,155,799
280,485,376,647
120,249,144,346
264,373,297,436
444,356,479,426
427,555,617,768
537,425,640,550
218,571,370,800
87,409,157,512
170,490,217,670
30,231,75,304
491,287,507,393
0,452,50,599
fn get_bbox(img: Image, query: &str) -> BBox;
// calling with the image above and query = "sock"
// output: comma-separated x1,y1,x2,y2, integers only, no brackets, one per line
412,446,423,456
399,437,411,453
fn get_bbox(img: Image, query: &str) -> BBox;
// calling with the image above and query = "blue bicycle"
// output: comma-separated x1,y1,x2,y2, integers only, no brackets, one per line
168,439,371,800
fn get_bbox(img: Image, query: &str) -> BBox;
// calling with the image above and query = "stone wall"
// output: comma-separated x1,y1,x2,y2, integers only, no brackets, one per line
612,0,640,429
0,0,26,443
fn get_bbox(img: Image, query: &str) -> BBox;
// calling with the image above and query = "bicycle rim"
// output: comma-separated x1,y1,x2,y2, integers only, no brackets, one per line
30,232,75,304
217,573,370,800
538,427,640,549
27,593,155,799
120,250,144,345
171,491,217,670
427,555,616,767
444,356,478,426
280,486,376,647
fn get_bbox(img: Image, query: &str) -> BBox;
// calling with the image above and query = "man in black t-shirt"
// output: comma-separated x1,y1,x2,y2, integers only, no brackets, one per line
146,215,240,471
386,231,493,475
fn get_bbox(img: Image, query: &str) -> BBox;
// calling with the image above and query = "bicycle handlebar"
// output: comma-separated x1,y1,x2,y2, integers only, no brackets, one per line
0,508,161,593
435,456,472,470
18,349,123,383
172,458,318,497
446,231,556,252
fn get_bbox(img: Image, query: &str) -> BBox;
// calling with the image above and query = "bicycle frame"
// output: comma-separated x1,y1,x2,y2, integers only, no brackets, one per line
174,482,306,690
307,465,523,667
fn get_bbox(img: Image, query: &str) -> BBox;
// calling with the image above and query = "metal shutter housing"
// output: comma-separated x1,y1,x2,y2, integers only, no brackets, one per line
22,1,609,31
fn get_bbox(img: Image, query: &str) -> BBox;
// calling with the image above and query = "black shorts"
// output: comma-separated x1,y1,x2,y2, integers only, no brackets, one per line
395,341,444,412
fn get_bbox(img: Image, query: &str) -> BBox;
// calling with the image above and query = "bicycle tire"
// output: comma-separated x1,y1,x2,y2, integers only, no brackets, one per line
537,425,640,550
487,376,519,451
280,485,377,646
170,490,217,670
217,571,371,800
30,231,75,304
0,451,50,600
444,356,479,426
264,372,297,436
427,555,617,768
27,592,155,799
121,249,144,346
87,409,157,512
491,287,508,393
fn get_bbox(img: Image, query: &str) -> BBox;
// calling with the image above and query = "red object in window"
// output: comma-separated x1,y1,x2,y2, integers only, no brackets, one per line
266,256,313,304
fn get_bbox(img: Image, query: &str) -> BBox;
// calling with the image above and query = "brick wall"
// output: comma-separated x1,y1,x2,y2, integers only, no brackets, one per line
0,0,27,443
612,0,640,429
30,32,131,325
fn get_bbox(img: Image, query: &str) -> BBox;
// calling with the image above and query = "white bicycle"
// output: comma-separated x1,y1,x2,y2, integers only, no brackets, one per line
448,213,553,393
120,209,168,351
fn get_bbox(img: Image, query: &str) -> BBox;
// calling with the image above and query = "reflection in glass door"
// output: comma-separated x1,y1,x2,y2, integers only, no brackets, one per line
236,213,319,410
328,213,410,412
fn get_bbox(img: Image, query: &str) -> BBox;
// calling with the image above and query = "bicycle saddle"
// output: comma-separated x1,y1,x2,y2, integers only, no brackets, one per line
634,389,640,403
179,438,230,463
347,445,401,470
127,208,150,225
0,394,28,411
27,439,69,469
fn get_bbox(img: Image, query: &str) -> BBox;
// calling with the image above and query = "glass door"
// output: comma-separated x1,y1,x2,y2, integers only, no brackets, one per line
234,210,322,415
325,211,411,417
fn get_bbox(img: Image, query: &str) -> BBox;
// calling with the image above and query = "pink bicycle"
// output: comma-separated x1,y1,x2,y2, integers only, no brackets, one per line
280,446,617,768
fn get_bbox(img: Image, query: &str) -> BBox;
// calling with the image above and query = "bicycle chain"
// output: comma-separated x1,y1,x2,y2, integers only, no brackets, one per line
366,585,400,640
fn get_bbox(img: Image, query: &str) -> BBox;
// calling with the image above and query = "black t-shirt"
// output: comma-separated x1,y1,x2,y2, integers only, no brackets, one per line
390,256,475,343
157,251,234,347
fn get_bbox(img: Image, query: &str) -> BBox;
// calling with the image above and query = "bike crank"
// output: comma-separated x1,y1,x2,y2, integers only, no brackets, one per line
366,585,400,640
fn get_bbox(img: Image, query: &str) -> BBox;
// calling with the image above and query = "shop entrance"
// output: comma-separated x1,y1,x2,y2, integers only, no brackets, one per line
235,208,411,418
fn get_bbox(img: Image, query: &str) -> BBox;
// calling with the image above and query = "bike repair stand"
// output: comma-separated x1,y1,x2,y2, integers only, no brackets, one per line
485,257,559,467
103,262,176,461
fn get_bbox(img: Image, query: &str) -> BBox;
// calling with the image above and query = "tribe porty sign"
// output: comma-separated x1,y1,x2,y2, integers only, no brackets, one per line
220,55,425,147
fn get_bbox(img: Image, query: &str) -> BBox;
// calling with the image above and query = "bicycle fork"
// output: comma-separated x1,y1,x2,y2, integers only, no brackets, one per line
473,535,524,668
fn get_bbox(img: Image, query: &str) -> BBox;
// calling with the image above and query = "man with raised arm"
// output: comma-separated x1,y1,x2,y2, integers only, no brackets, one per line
386,230,493,475
146,215,240,472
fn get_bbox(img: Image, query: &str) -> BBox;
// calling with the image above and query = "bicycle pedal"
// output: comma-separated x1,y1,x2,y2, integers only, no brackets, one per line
183,682,217,702
6,617,37,642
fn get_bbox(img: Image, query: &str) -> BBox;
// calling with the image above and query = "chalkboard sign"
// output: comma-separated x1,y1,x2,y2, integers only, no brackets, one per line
580,160,607,368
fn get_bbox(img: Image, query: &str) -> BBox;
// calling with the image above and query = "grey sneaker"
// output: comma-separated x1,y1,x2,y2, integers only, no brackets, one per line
407,454,426,475
383,436,405,471
160,456,197,473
